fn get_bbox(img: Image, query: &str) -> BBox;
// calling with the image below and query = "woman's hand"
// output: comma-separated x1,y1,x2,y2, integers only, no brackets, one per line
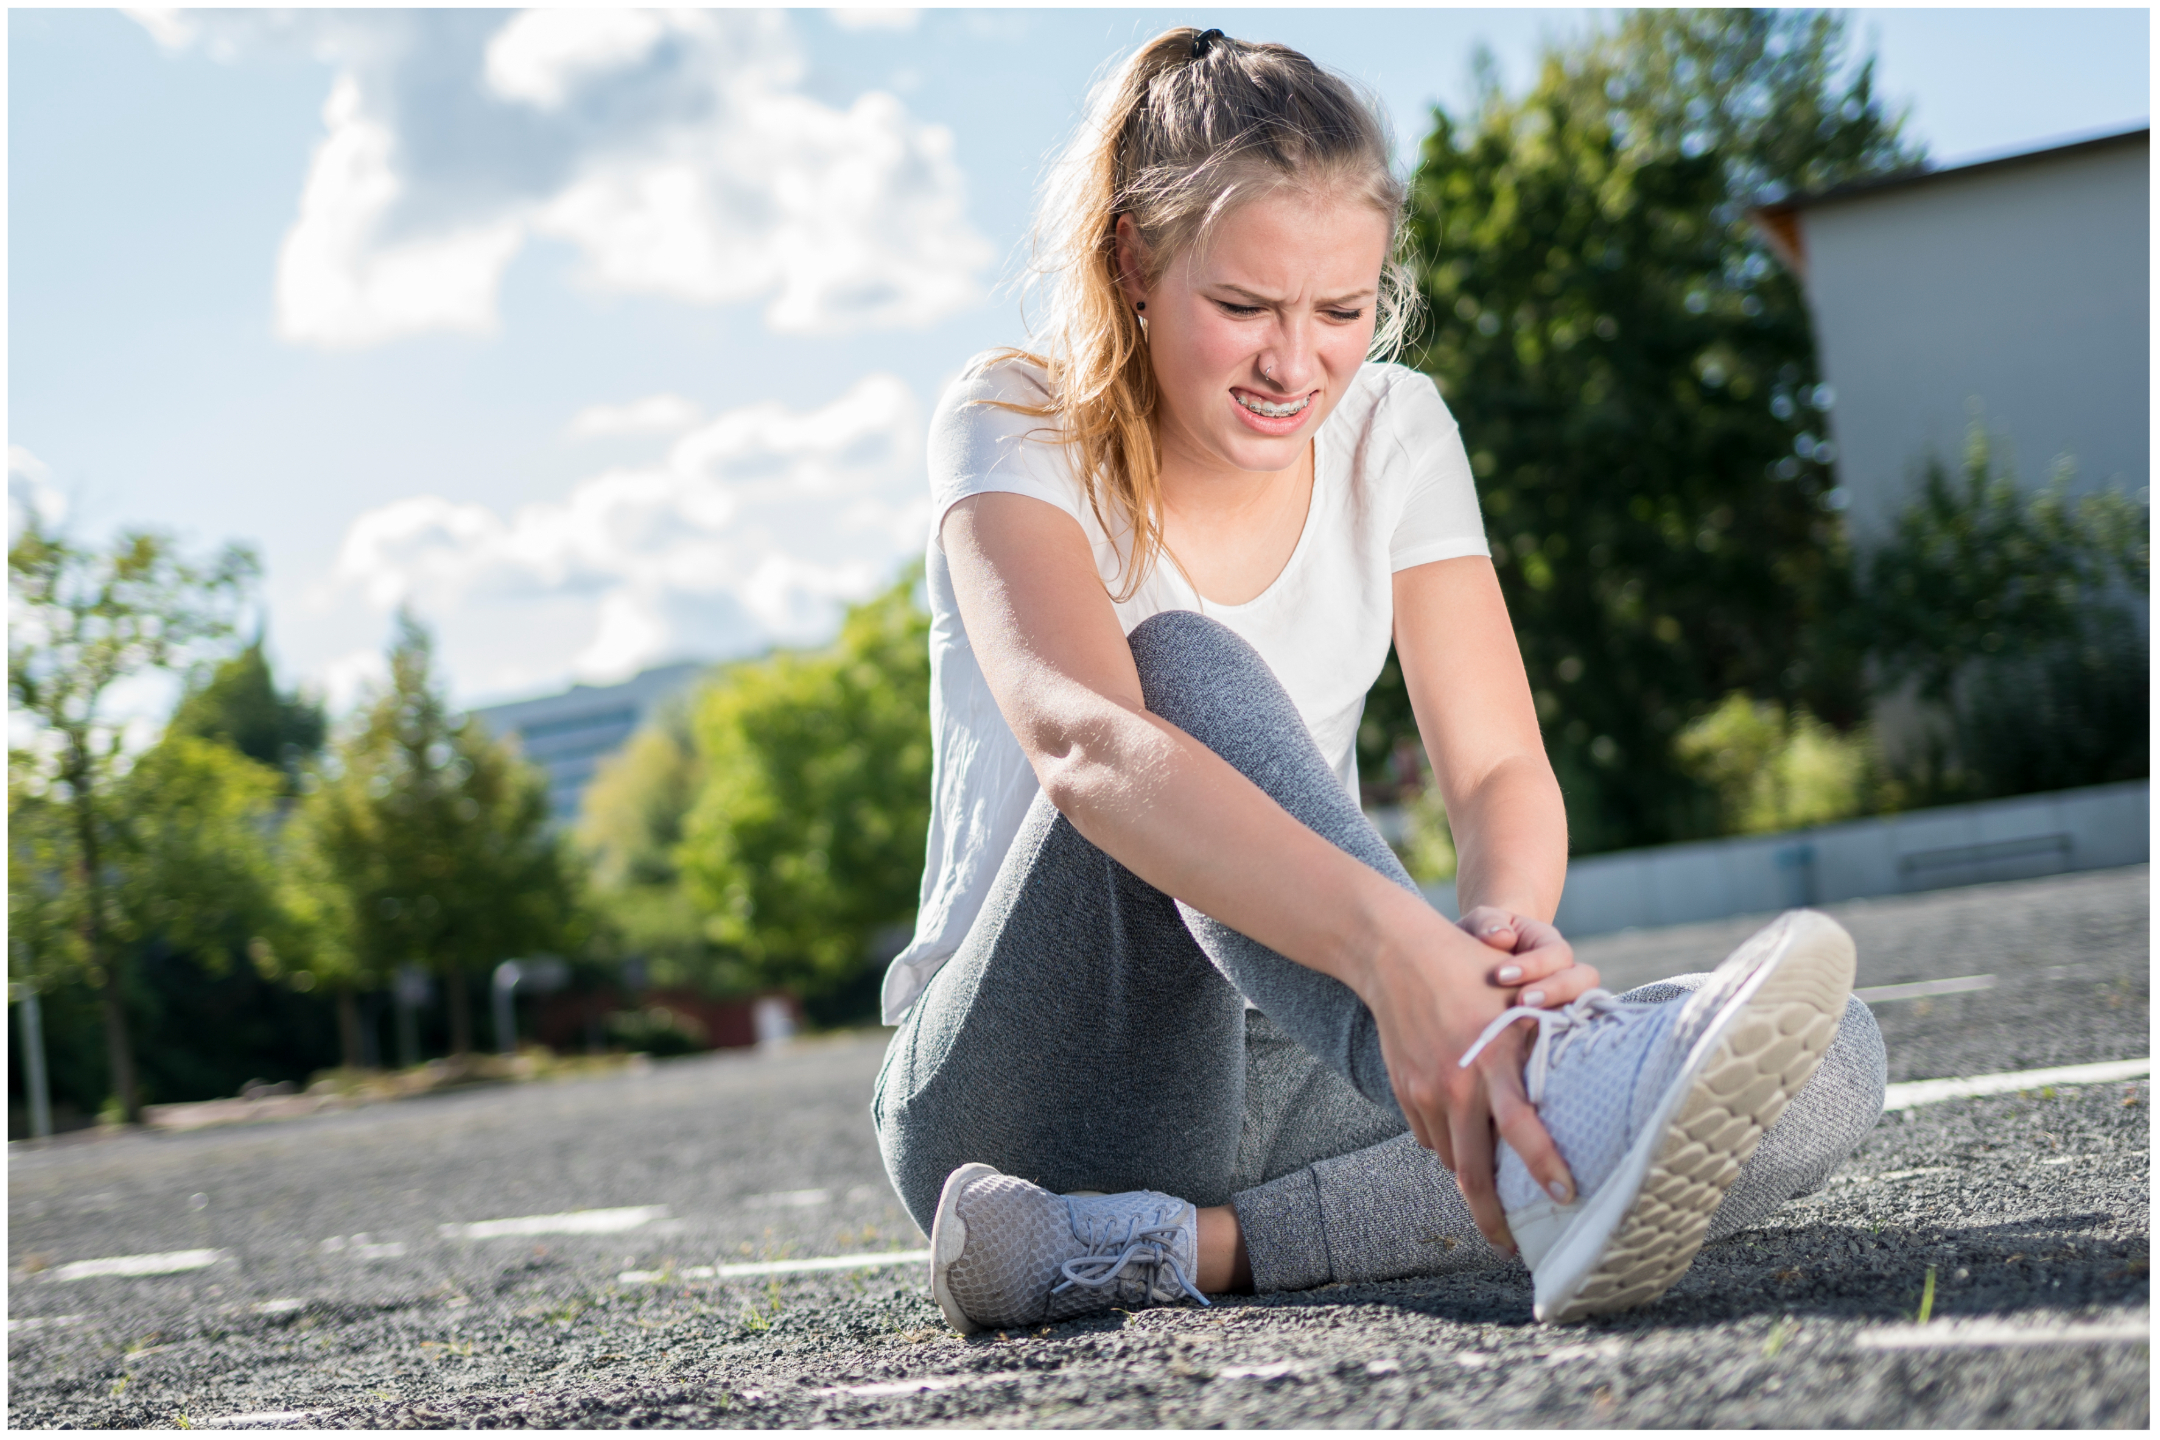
1355,902,1591,1255
1457,905,1600,1007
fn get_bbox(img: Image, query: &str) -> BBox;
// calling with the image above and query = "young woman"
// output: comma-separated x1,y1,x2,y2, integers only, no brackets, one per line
874,27,1886,1328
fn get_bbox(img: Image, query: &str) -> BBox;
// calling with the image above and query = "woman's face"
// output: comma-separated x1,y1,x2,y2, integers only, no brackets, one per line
1121,188,1390,480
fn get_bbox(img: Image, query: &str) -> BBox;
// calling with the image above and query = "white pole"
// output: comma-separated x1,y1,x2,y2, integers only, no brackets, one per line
15,985,53,1139
493,960,523,1058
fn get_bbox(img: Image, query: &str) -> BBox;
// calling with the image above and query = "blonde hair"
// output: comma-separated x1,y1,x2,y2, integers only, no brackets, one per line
994,26,1418,599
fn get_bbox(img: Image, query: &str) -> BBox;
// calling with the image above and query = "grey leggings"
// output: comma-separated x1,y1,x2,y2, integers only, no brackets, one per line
873,611,1886,1293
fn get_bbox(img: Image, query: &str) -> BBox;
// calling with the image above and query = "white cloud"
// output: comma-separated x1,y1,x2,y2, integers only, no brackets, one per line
566,393,705,440
326,374,928,692
318,648,392,717
829,8,924,32
276,76,527,348
483,9,673,111
9,445,68,542
141,9,990,348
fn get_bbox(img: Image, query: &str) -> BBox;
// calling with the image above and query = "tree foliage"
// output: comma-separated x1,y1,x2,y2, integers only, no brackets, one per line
8,517,258,1119
284,611,571,1056
170,638,326,787
1378,9,1920,852
679,571,932,1017
574,691,731,991
1852,427,2149,799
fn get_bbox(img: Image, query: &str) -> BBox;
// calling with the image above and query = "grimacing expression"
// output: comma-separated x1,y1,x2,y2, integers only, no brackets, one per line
1123,189,1391,478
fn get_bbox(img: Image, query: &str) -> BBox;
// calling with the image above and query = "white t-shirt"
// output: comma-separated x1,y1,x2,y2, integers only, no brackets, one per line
881,352,1489,1023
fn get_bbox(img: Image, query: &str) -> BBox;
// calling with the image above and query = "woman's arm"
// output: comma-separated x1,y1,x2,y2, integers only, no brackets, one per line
1394,555,1579,966
943,491,1594,1245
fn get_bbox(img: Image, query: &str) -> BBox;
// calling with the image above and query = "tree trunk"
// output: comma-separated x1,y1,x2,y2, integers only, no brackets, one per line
70,746,138,1124
337,987,364,1071
445,960,472,1057
99,963,139,1125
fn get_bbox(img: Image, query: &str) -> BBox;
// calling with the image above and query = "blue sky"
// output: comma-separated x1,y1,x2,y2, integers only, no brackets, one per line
9,7,2149,717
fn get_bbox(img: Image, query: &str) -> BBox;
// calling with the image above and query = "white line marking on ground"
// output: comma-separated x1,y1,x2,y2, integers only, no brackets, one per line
1883,1058,2150,1111
746,1188,834,1208
1217,1362,1299,1380
254,1298,307,1315
196,1409,320,1428
7,1315,84,1331
1857,1318,2149,1350
618,1249,930,1284
46,1249,227,1282
440,1205,667,1239
1364,1358,1401,1376
1856,974,1997,1004
714,1249,929,1278
320,1234,406,1259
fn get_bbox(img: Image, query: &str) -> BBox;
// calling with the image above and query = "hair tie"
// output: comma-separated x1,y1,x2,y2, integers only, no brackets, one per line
1191,28,1225,60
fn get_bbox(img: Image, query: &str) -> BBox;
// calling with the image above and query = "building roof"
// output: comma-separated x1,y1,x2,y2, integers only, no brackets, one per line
1752,123,2148,276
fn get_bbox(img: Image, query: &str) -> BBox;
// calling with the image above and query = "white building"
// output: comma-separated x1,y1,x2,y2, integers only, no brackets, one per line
469,662,708,824
1754,126,2148,542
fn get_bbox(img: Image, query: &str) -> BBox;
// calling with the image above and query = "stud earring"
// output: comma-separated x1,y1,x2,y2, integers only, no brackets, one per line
1135,302,1147,313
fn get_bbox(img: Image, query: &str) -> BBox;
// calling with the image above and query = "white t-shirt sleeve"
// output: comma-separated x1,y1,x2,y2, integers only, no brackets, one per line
1381,371,1490,572
926,357,1086,547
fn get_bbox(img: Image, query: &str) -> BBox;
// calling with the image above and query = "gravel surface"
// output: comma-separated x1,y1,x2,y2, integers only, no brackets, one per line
8,866,2149,1428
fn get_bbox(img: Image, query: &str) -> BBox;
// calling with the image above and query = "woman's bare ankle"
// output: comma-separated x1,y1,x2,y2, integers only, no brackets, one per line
1196,1204,1254,1293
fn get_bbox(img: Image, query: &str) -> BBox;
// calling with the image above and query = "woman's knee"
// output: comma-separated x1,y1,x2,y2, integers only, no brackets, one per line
1125,610,1310,761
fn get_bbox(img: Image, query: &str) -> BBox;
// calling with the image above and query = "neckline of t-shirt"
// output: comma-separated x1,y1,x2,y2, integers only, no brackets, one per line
1174,425,1327,617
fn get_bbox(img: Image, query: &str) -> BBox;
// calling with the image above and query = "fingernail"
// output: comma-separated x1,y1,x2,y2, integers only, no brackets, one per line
1496,965,1523,983
1522,988,1546,1006
1547,1179,1572,1203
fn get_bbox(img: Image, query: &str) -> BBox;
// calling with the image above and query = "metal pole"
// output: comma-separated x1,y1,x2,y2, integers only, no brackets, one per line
16,986,53,1140
492,960,522,1058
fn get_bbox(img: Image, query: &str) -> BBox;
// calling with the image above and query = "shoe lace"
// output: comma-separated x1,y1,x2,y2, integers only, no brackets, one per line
1457,988,1639,1104
1051,1204,1209,1307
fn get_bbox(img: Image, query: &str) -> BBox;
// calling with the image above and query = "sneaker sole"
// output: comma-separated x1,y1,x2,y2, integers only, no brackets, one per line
929,1161,1001,1335
1533,909,1855,1324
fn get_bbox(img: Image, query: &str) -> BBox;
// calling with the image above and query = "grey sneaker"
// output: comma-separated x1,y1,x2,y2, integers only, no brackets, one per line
1459,908,1855,1324
928,1163,1207,1333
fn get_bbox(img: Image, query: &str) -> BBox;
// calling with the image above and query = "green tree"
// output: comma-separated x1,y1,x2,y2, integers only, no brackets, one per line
575,690,737,992
8,519,257,1121
1383,9,1920,852
287,611,571,1058
1674,691,1871,834
170,637,326,788
1852,425,2149,799
679,572,932,1019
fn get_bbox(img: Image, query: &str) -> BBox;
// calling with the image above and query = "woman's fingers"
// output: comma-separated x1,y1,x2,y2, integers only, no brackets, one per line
1517,960,1602,1008
1447,1084,1513,1251
1458,905,1520,951
1486,1055,1576,1206
1463,910,1583,991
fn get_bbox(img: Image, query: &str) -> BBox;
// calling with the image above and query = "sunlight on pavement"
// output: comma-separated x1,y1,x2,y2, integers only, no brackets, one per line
439,1205,667,1239
45,1249,227,1281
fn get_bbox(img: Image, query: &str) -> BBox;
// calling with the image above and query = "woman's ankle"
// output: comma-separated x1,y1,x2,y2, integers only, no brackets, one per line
1196,1204,1254,1293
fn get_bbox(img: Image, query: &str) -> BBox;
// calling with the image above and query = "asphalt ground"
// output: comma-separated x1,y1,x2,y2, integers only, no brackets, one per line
8,865,2149,1428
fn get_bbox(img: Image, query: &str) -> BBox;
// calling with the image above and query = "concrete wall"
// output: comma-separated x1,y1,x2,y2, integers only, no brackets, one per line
1421,780,2147,938
1797,132,2148,543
